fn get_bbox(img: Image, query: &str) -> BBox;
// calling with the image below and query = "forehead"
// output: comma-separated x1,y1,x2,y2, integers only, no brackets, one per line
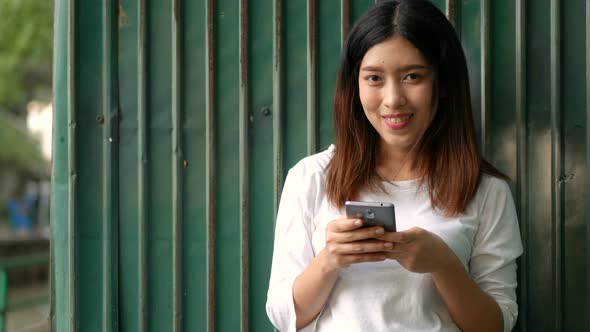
360,35,428,68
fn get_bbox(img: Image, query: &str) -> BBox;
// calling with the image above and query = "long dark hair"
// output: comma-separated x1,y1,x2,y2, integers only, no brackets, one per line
326,0,506,216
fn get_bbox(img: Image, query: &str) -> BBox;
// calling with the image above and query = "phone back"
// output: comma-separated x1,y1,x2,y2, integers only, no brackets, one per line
345,201,396,232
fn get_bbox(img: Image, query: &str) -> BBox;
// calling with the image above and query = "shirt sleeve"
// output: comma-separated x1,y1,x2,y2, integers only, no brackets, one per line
469,177,524,332
266,166,319,332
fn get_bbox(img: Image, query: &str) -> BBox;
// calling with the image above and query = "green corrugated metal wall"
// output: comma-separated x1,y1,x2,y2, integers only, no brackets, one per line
51,0,589,331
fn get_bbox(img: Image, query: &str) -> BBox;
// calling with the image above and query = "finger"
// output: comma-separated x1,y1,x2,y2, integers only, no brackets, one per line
383,251,409,260
336,240,393,254
338,253,387,265
377,231,414,244
329,226,385,243
326,217,363,233
383,242,409,253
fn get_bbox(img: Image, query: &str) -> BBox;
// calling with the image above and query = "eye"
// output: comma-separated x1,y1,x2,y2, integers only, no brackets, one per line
365,75,382,82
404,73,420,81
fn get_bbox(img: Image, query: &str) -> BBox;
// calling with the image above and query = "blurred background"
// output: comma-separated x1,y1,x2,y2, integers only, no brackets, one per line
0,0,53,331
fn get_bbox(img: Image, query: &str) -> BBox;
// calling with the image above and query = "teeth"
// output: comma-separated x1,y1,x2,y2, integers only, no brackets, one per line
384,116,410,124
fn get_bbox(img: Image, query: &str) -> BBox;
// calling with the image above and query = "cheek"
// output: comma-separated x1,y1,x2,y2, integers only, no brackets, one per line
358,84,381,112
412,87,435,126
411,85,435,112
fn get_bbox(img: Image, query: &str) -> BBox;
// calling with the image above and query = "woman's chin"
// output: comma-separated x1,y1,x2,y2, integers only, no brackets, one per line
380,137,418,151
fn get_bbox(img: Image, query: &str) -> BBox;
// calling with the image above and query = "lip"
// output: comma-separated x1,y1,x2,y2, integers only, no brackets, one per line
382,113,413,130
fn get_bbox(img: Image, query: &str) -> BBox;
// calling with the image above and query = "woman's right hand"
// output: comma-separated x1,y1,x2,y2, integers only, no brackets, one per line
322,217,393,272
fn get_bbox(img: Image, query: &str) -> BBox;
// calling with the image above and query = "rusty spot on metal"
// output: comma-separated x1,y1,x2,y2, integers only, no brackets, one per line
240,0,248,88
275,166,283,210
139,0,146,46
174,0,180,22
274,0,282,71
309,0,317,62
557,173,576,184
207,0,215,76
308,0,318,153
118,3,130,28
447,0,456,26
341,0,350,41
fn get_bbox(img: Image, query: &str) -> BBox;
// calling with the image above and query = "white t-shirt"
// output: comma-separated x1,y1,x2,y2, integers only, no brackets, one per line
266,145,523,332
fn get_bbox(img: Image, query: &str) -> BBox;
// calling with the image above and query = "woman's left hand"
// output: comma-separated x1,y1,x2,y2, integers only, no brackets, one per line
376,227,457,274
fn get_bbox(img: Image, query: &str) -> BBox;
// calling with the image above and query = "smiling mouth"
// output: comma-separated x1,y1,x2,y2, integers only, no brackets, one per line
384,116,410,124
381,114,413,129
382,114,413,122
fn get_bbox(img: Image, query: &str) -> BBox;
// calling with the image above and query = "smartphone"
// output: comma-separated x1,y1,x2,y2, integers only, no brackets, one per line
345,201,396,232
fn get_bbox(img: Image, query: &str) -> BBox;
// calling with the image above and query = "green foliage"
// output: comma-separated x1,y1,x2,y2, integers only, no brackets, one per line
0,0,53,114
0,113,47,177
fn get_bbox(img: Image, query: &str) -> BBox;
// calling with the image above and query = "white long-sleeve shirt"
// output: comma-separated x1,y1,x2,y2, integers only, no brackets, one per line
266,145,523,332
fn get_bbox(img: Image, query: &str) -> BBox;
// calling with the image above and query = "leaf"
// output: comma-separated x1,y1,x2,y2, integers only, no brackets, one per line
0,0,53,113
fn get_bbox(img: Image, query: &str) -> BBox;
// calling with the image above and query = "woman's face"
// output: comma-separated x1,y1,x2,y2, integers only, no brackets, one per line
358,34,436,154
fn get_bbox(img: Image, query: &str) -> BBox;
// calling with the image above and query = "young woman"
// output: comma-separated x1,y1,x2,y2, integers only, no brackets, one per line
266,1,523,331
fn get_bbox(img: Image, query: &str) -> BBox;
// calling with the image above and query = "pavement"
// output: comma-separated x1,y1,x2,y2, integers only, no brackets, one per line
5,282,49,332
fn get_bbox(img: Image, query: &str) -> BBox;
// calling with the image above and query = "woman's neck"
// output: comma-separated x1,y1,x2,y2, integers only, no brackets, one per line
376,145,420,181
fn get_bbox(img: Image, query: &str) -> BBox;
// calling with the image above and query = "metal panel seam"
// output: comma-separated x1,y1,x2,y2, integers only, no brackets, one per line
67,0,77,330
341,0,350,44
273,0,283,216
172,0,183,330
515,0,528,330
586,1,590,328
550,0,563,330
448,0,461,38
137,0,148,330
205,1,216,331
51,1,66,327
446,0,455,26
481,0,490,157
307,0,318,155
50,214,55,332
239,0,250,330
102,0,119,330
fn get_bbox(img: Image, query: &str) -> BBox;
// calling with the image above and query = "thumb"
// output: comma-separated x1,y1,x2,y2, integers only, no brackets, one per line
389,229,415,244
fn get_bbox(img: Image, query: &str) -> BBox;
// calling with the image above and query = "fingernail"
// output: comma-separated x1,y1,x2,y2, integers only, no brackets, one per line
376,228,384,235
354,219,362,226
384,242,393,248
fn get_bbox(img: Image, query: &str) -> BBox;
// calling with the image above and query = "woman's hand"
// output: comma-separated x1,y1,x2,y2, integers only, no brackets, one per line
292,218,390,330
322,217,393,272
324,217,393,270
376,227,457,274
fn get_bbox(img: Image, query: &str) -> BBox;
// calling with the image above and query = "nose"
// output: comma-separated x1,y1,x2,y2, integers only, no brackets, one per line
383,81,407,109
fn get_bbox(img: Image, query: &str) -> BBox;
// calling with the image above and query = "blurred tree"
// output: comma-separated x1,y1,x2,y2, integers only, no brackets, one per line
0,112,47,177
0,0,53,117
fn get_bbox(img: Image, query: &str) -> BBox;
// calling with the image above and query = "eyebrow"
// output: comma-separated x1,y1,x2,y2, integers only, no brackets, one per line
360,64,429,72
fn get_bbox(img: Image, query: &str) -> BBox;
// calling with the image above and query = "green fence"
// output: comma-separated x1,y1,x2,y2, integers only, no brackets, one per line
0,254,49,332
52,0,589,331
